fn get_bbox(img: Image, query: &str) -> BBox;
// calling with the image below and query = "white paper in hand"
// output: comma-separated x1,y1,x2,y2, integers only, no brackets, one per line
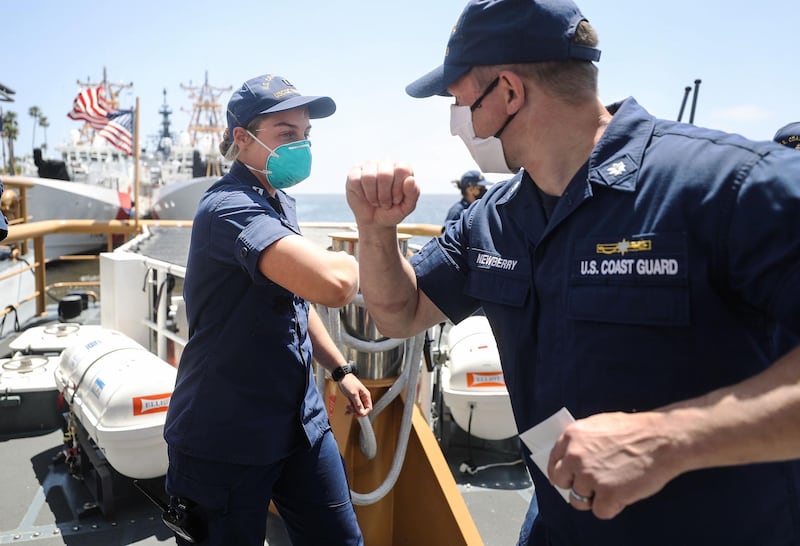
519,407,575,502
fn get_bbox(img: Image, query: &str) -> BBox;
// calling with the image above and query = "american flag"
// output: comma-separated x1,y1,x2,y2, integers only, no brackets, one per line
99,110,133,155
67,86,134,155
67,86,111,130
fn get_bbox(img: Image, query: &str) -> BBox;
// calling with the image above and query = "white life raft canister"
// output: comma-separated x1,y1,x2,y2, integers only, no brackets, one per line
442,315,517,440
54,329,176,479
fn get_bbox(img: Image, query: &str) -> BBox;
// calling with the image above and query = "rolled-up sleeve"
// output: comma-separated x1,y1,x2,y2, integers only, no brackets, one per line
208,192,295,284
410,219,480,323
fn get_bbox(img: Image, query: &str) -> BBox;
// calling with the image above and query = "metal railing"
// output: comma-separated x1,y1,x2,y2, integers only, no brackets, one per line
136,250,188,363
1,217,191,319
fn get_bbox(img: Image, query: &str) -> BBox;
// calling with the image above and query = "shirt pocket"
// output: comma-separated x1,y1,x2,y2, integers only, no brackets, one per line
567,233,690,327
464,248,530,308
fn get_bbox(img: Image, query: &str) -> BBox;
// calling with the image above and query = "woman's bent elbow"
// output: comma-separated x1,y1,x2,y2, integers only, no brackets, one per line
334,279,359,307
318,276,358,308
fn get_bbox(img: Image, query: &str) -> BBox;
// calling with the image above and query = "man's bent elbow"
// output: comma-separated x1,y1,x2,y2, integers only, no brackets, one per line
374,322,419,340
372,312,418,339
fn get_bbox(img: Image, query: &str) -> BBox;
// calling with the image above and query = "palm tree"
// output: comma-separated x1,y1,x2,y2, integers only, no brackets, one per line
3,110,18,174
28,106,40,150
39,115,49,151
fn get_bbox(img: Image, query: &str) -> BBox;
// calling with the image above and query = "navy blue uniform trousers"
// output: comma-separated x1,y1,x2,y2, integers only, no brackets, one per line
166,429,363,545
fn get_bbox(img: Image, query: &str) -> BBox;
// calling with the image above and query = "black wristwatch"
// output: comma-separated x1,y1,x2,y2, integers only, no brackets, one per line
331,362,357,382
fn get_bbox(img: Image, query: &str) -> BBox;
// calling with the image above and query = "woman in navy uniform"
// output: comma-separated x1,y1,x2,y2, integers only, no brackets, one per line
444,169,492,224
774,121,800,150
164,74,372,546
345,0,800,545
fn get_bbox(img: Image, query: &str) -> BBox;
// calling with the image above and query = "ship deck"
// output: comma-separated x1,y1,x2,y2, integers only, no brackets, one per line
0,225,534,545
0,417,532,545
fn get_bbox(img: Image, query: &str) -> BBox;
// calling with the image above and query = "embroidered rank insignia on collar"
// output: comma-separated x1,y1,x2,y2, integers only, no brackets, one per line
593,154,638,191
606,161,627,176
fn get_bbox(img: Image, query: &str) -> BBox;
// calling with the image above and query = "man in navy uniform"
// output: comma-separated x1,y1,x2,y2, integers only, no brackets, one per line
345,0,800,544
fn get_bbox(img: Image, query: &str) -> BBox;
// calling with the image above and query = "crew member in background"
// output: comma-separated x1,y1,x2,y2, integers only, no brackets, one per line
774,121,800,150
444,169,492,224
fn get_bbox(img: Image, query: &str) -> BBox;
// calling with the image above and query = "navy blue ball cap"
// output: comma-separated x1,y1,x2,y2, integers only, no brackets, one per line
458,169,490,189
407,0,601,98
773,121,800,149
226,74,336,134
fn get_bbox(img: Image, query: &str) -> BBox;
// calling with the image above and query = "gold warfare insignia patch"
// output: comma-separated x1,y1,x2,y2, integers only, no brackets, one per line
595,238,652,256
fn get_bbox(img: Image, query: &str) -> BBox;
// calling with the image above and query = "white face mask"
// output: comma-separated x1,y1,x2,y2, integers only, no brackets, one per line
450,104,515,174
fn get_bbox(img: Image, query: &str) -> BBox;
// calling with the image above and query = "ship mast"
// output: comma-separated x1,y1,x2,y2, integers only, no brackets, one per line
180,71,230,149
179,71,231,176
74,67,133,145
157,88,173,156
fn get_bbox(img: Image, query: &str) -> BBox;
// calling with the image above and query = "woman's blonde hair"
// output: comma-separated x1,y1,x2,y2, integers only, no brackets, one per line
218,116,265,160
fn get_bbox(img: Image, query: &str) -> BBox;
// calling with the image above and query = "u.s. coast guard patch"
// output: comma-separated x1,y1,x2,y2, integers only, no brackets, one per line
570,233,688,282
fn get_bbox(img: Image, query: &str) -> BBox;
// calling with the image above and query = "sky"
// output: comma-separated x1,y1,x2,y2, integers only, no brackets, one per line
2,0,797,194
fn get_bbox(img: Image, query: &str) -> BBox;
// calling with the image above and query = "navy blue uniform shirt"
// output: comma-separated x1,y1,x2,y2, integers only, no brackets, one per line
444,197,471,224
164,161,330,466
411,98,800,545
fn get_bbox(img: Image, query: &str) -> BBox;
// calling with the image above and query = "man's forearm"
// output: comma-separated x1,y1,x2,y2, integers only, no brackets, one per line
356,226,421,339
661,344,800,474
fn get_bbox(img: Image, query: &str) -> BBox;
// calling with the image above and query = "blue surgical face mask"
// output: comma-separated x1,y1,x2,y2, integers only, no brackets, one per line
245,131,313,189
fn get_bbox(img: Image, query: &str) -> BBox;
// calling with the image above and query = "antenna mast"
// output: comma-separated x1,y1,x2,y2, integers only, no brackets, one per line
157,88,173,155
180,71,231,149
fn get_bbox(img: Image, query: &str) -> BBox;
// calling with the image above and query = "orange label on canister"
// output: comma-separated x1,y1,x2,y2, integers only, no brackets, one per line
132,393,172,415
466,372,505,388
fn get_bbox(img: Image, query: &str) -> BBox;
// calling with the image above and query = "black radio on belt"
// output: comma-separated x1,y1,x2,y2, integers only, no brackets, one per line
134,480,207,543
163,496,207,544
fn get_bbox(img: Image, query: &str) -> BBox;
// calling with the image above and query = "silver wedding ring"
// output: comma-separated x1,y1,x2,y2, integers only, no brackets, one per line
569,488,594,504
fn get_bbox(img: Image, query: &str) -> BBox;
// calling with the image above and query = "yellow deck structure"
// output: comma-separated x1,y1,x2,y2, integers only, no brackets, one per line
327,378,484,545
